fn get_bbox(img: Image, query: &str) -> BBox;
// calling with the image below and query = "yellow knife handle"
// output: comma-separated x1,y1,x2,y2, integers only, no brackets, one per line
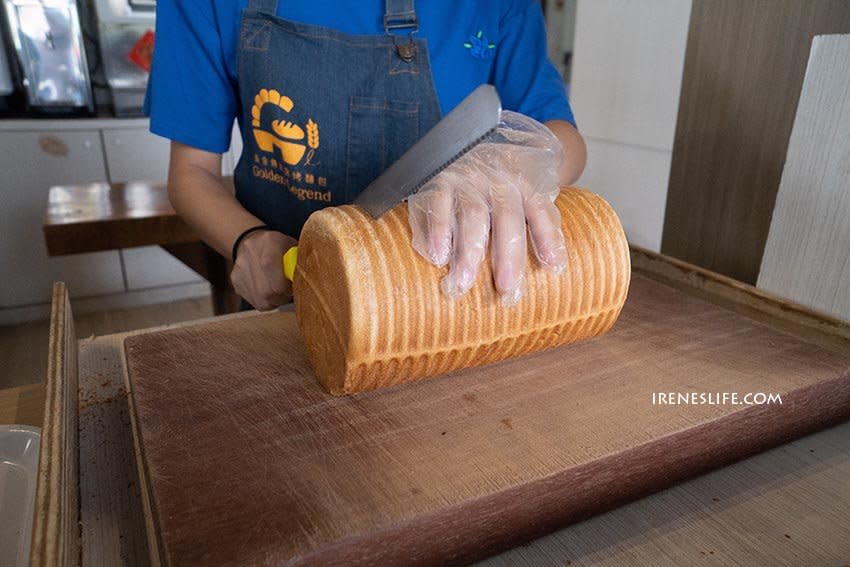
282,246,299,282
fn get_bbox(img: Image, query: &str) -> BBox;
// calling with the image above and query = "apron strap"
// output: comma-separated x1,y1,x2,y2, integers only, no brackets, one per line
384,0,418,34
247,0,278,15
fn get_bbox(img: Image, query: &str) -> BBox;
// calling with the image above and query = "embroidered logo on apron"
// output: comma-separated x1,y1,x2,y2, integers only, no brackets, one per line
250,88,329,202
463,30,496,59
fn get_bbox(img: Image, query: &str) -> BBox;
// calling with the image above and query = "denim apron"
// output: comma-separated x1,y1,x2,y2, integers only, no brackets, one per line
234,0,442,239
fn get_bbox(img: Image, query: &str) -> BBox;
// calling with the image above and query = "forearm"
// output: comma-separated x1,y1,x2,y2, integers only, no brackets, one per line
167,142,266,258
545,120,587,186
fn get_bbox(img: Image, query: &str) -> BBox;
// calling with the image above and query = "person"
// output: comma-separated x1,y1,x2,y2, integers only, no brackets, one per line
146,0,586,310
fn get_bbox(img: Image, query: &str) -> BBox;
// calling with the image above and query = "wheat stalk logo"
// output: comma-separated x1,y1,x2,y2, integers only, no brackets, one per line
307,119,319,149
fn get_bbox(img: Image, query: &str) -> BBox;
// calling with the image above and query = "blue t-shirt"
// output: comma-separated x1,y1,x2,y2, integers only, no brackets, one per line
146,0,575,154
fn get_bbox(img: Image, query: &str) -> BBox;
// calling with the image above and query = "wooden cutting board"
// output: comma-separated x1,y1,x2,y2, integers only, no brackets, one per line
124,274,850,567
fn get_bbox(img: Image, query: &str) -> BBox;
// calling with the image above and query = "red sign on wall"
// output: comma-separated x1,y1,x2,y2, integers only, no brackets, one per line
128,29,155,73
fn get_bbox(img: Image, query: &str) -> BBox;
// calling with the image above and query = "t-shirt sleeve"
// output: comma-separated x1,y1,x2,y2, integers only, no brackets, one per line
491,0,576,127
144,1,237,153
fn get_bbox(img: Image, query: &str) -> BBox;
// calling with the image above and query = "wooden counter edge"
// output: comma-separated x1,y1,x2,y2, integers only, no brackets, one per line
122,344,164,567
630,246,850,352
30,283,80,567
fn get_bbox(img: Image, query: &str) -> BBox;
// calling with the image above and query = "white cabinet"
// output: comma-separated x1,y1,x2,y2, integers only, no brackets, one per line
0,117,239,319
102,127,171,183
0,130,125,307
101,127,203,290
121,246,202,291
106,120,246,292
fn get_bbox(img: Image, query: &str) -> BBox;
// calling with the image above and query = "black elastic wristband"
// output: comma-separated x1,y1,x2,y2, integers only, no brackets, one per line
232,225,271,262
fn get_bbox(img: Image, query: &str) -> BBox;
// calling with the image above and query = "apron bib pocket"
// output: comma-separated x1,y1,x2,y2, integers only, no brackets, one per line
345,96,419,200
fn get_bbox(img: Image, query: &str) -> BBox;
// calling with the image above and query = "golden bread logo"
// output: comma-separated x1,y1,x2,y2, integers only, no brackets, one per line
251,88,319,166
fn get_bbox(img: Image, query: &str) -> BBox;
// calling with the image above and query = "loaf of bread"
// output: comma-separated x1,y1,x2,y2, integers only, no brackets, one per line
294,187,631,395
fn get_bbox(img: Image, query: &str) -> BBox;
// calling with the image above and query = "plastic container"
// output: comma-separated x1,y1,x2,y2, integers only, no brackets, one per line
0,425,41,567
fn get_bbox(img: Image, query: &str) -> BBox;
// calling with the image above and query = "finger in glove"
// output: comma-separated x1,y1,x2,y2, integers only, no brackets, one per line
441,186,490,300
489,180,527,306
408,177,455,266
524,191,568,272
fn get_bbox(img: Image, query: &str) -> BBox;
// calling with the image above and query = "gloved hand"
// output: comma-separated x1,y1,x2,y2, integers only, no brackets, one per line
408,110,567,306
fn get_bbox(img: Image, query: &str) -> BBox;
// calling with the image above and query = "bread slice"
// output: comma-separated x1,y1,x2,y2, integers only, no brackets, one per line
294,187,631,395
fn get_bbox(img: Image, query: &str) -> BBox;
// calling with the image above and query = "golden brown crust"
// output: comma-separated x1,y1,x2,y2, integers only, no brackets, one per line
294,187,631,394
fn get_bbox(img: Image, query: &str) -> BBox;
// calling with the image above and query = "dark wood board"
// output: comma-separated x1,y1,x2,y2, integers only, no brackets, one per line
124,275,850,566
43,182,198,255
42,180,241,314
661,0,850,283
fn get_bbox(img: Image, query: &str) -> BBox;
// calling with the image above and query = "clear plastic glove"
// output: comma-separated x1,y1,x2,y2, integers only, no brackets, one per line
408,110,567,306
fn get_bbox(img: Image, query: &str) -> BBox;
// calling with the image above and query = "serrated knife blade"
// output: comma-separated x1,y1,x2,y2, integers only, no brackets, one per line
353,84,502,218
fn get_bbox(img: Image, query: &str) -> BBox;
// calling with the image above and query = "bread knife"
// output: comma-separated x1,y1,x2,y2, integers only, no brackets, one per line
352,83,502,218
282,84,502,281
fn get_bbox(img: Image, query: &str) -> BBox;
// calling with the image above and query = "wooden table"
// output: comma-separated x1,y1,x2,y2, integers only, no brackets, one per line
27,249,850,566
42,181,240,315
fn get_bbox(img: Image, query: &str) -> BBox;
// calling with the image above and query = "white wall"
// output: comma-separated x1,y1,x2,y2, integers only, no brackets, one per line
757,35,850,322
570,0,692,251
544,0,577,79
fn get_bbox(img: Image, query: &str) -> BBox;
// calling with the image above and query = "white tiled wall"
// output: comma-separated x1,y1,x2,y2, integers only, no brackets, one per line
571,0,692,251
579,138,673,252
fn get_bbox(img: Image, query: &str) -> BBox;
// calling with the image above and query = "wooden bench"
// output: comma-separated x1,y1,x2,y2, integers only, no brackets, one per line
42,181,241,315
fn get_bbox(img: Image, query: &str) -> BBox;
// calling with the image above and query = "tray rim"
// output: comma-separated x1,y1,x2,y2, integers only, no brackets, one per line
630,245,850,351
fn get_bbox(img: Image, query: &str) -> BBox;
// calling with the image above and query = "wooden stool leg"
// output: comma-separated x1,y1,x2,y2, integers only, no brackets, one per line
204,245,242,315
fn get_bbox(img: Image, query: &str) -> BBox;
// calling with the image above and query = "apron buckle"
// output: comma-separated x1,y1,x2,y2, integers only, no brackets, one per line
393,35,417,63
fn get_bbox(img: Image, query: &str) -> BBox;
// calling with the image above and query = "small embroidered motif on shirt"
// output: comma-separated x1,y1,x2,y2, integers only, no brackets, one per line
464,30,496,59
